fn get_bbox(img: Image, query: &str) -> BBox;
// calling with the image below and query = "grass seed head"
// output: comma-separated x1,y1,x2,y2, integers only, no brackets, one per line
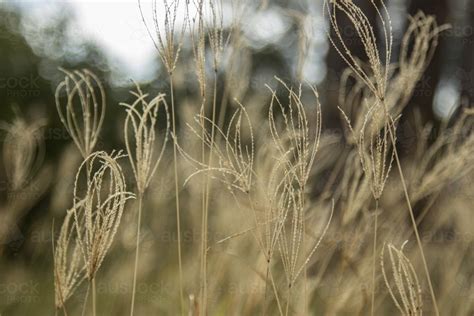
55,68,106,158
72,151,134,280
121,84,170,195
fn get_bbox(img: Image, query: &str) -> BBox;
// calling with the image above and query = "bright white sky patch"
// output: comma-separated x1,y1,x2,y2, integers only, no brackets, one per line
67,0,169,84
433,79,461,120
243,8,290,49
13,0,194,85
69,1,158,82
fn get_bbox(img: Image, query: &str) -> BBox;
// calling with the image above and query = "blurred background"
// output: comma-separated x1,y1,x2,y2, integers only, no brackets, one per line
0,0,473,314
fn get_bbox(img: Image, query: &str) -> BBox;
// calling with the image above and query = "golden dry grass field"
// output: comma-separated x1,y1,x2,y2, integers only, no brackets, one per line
0,0,473,315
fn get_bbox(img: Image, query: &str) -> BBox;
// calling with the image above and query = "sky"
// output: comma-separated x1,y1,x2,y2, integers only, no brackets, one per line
6,0,465,119
68,0,160,81
11,0,327,86
12,0,191,85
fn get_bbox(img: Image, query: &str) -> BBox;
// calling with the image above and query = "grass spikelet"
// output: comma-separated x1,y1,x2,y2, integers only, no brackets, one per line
73,150,133,280
267,77,322,189
324,0,392,100
138,0,188,74
72,151,134,316
189,0,207,99
0,111,46,192
206,0,225,72
381,241,423,316
53,207,86,315
55,69,106,159
339,102,396,201
177,100,255,194
121,84,170,195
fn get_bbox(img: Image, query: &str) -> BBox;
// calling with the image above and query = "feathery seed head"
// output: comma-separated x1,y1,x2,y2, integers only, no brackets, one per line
139,0,188,74
381,242,423,316
73,151,134,280
178,101,255,194
55,68,106,159
339,101,396,200
53,207,86,310
267,77,322,189
0,113,45,192
206,0,225,72
265,78,330,286
324,0,393,100
121,84,170,195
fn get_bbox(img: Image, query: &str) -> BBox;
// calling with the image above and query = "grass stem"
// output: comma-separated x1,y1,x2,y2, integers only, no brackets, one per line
130,194,143,316
371,199,379,316
92,278,97,316
170,73,185,316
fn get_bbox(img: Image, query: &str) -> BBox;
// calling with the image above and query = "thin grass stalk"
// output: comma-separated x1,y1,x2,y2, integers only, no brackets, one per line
81,284,90,316
285,284,292,316
92,278,97,316
169,74,185,315
263,251,279,316
301,181,308,316
263,259,270,316
200,1,225,309
201,70,218,314
188,3,208,310
130,193,143,316
371,199,379,316
199,102,207,316
269,268,284,316
58,293,68,316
